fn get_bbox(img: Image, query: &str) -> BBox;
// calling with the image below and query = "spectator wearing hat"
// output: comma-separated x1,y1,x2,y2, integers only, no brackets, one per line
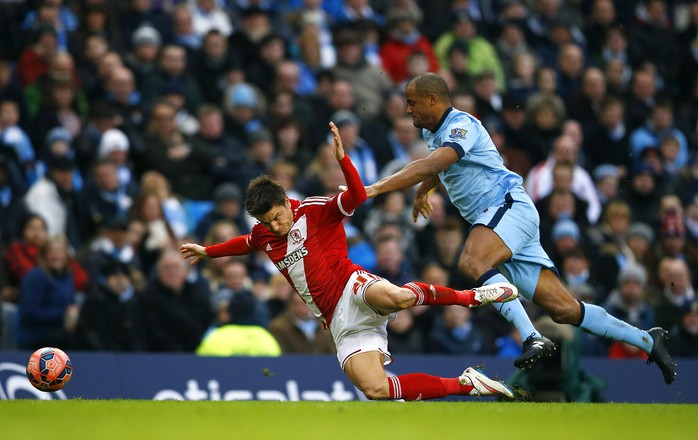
603,262,655,330
97,128,136,194
593,164,621,206
434,9,505,91
624,222,659,293
653,258,696,330
222,82,264,146
655,211,692,266
620,161,664,226
195,182,249,242
24,153,85,248
669,298,698,357
124,24,162,89
548,214,583,268
119,0,173,52
379,4,439,83
77,259,148,351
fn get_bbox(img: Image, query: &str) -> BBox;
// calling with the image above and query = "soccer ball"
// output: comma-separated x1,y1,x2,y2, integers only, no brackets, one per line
26,347,73,392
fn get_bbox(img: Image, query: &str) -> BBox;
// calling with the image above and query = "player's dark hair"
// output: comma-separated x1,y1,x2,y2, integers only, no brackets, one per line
409,72,451,103
245,175,287,217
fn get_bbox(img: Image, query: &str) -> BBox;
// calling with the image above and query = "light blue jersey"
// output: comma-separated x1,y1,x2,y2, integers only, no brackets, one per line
423,107,523,224
424,107,554,299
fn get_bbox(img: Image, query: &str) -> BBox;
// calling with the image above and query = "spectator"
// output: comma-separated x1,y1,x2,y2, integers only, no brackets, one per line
379,5,439,84
653,258,695,330
330,110,379,186
429,305,494,354
630,101,690,173
603,263,656,335
331,27,392,119
81,158,133,240
139,170,188,240
16,25,59,89
189,0,234,39
190,30,241,105
593,164,621,207
434,10,505,91
620,162,664,226
669,298,698,357
141,100,214,200
143,250,211,352
211,260,269,327
387,309,424,354
129,191,177,276
526,134,601,223
141,44,203,114
78,260,148,351
371,234,416,287
124,25,162,89
268,291,336,353
18,235,81,349
585,97,631,171
24,155,85,249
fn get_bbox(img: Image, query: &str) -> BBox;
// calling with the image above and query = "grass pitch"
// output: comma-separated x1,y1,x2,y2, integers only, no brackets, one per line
2,400,697,440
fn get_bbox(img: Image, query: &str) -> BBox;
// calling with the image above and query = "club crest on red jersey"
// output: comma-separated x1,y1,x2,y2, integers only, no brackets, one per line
290,228,304,245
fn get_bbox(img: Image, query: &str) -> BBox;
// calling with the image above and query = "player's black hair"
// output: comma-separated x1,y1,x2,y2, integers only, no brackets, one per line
409,72,451,103
245,175,287,217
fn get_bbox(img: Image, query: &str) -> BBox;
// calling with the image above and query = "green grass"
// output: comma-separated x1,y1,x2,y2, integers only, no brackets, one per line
2,400,697,440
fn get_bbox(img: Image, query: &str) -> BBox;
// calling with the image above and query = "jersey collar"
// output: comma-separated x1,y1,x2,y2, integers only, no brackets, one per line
430,107,454,133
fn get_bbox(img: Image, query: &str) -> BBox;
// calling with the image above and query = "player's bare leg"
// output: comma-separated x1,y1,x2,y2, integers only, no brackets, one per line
343,351,513,401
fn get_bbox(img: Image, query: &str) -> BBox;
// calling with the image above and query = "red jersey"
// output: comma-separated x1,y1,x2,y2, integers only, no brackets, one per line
205,156,367,326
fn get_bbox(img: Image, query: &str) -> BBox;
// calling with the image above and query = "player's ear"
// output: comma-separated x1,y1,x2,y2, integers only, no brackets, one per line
285,197,291,208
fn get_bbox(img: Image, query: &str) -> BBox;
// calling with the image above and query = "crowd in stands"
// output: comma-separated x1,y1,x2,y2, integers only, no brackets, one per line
0,0,697,359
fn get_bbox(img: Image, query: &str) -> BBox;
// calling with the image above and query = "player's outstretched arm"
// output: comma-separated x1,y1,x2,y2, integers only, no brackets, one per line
180,243,208,265
330,121,367,211
365,147,458,198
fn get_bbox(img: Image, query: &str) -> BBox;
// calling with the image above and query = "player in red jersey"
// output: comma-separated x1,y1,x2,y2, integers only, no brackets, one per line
180,122,518,401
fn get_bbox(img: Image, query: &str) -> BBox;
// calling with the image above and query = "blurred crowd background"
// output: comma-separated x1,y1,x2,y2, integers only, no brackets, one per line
0,0,697,362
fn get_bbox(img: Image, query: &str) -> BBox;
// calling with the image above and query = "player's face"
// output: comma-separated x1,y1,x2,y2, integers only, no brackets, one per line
404,83,433,131
256,198,294,236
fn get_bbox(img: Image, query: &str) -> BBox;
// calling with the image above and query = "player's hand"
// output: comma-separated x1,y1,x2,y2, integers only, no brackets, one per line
329,121,345,161
412,192,433,222
179,243,208,265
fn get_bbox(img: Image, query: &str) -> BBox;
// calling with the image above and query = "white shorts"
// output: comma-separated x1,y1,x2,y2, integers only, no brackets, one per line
329,270,394,371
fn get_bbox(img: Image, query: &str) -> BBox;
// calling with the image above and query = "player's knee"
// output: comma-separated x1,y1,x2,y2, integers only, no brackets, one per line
358,380,390,400
457,254,482,280
392,287,417,310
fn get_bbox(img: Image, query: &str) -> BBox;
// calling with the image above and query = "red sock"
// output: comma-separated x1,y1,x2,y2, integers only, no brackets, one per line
387,373,474,401
403,282,476,307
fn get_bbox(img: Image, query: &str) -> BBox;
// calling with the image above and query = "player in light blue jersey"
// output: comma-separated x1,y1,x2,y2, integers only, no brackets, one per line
365,73,676,383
